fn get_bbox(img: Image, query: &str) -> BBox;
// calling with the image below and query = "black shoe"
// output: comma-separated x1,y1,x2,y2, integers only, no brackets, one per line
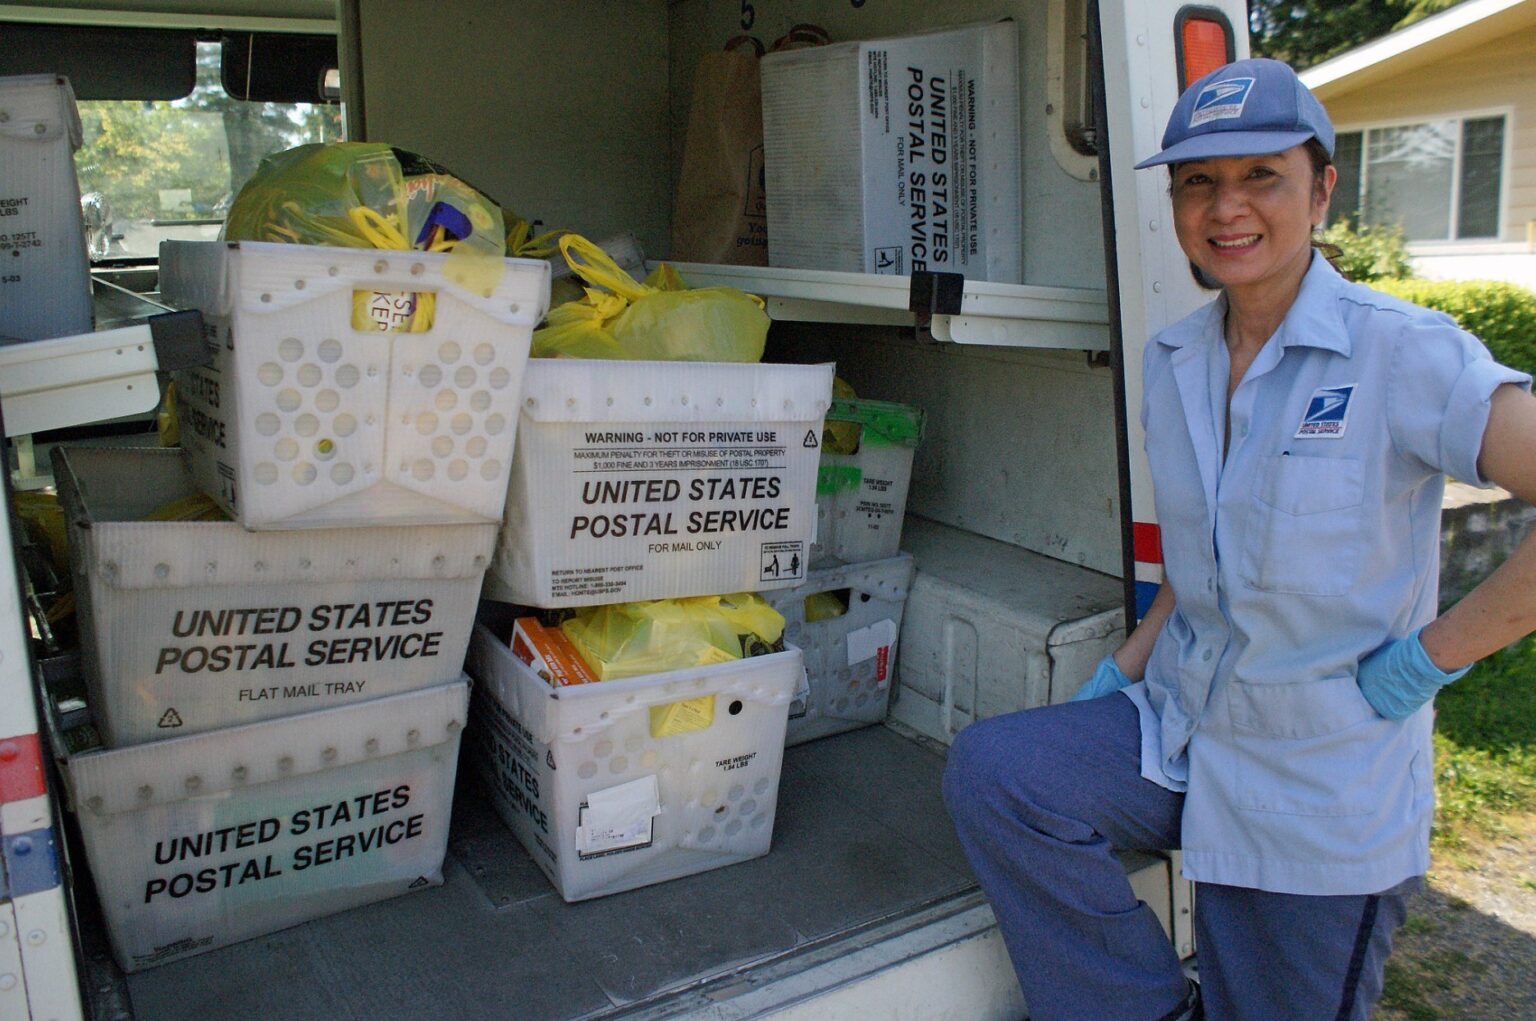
1152,980,1201,1021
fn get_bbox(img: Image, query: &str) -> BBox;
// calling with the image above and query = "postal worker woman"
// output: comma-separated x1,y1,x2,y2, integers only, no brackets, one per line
943,58,1536,1021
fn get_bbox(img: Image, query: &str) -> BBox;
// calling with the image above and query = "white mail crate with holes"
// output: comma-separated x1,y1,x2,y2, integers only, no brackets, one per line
465,624,799,901
485,359,834,607
813,399,924,566
158,240,550,530
0,74,92,341
58,679,468,973
54,445,495,747
766,553,914,746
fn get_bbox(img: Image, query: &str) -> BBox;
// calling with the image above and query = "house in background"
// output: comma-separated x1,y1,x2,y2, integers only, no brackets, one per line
1300,0,1536,286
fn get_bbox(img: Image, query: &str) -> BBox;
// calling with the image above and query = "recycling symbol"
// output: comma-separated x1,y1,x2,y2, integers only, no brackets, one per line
803,430,820,448
157,708,184,729
408,876,430,889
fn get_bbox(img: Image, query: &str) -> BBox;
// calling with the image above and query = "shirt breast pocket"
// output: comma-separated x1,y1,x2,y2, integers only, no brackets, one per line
1240,455,1363,596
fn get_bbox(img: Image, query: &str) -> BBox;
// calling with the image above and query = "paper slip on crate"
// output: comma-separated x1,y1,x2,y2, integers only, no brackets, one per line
0,74,92,341
761,22,1021,282
813,399,923,566
465,624,800,901
158,240,550,530
54,445,495,747
485,359,834,607
766,553,914,746
55,678,468,973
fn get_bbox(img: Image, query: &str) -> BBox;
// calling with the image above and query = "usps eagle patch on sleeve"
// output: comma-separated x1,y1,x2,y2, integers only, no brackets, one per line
1296,384,1355,438
1189,78,1255,127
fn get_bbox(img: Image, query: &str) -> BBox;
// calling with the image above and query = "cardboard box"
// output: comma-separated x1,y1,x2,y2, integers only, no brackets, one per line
59,679,468,972
0,74,92,341
510,617,598,686
466,625,799,901
54,446,495,746
761,22,1020,282
767,553,914,745
485,359,834,607
158,240,550,530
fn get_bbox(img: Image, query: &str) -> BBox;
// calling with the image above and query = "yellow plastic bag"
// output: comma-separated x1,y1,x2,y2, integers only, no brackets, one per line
223,143,506,331
803,590,847,622
532,235,769,361
559,593,786,682
822,377,860,454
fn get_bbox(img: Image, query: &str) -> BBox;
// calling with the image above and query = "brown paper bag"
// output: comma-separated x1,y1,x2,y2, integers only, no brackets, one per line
672,36,769,265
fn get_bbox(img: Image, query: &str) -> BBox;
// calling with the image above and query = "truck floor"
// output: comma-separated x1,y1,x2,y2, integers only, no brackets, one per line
108,724,977,1021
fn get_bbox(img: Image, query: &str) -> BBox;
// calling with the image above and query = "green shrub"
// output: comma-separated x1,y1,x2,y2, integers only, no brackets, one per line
1317,220,1415,282
1371,277,1536,377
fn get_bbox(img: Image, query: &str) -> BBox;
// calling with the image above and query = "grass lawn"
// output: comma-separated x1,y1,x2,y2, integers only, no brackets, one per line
1429,633,1536,856
1377,634,1536,1020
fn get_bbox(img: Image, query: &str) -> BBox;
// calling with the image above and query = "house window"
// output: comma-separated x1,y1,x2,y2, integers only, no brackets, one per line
1328,115,1505,241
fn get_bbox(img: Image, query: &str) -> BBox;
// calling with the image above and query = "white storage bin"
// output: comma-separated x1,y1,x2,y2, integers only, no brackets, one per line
0,74,91,341
58,679,468,973
814,398,923,565
465,624,799,901
54,445,495,747
485,359,834,607
891,517,1125,745
761,22,1021,282
158,240,550,530
767,553,914,746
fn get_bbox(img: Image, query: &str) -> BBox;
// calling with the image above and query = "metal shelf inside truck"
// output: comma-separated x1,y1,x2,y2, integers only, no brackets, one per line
660,263,1112,351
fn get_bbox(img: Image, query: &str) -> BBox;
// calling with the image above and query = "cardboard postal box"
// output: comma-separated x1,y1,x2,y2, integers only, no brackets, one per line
761,22,1021,282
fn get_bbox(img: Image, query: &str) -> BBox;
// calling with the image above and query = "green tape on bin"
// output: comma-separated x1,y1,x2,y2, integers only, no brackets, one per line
817,464,863,496
826,398,925,448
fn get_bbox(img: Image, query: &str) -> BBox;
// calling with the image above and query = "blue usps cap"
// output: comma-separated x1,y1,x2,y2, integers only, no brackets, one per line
1134,58,1333,169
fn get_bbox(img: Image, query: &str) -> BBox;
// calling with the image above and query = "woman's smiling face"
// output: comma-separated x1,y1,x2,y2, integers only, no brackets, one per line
1170,145,1335,300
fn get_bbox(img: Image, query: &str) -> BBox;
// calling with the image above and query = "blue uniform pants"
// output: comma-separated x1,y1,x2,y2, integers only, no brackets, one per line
942,694,1416,1021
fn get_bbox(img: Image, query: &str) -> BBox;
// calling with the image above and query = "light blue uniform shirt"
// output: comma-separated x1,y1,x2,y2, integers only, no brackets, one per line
1124,254,1531,895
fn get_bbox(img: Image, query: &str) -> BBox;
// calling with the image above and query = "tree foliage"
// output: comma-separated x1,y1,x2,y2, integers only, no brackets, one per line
74,42,341,222
1250,0,1472,70
1317,220,1415,283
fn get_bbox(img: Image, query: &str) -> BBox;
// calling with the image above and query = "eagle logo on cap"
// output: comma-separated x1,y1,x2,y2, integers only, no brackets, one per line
1190,77,1255,127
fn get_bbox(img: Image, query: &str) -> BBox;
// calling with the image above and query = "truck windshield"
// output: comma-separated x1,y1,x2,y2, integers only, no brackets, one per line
74,39,343,261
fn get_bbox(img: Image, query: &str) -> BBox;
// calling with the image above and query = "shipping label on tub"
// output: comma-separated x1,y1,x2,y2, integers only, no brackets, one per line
576,775,662,859
859,32,997,279
516,421,822,602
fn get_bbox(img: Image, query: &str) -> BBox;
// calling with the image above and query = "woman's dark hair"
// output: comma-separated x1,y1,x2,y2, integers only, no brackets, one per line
1301,138,1349,276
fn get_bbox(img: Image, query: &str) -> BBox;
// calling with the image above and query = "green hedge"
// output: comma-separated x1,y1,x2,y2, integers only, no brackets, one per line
1371,278,1536,378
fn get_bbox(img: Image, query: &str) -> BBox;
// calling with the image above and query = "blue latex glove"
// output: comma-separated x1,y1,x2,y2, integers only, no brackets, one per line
1357,626,1472,721
1070,653,1131,702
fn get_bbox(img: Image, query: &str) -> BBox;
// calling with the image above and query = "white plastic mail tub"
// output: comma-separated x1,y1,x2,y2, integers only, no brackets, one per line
158,240,550,530
486,359,833,607
0,73,91,341
58,678,468,973
767,553,914,745
53,445,494,747
465,624,799,901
